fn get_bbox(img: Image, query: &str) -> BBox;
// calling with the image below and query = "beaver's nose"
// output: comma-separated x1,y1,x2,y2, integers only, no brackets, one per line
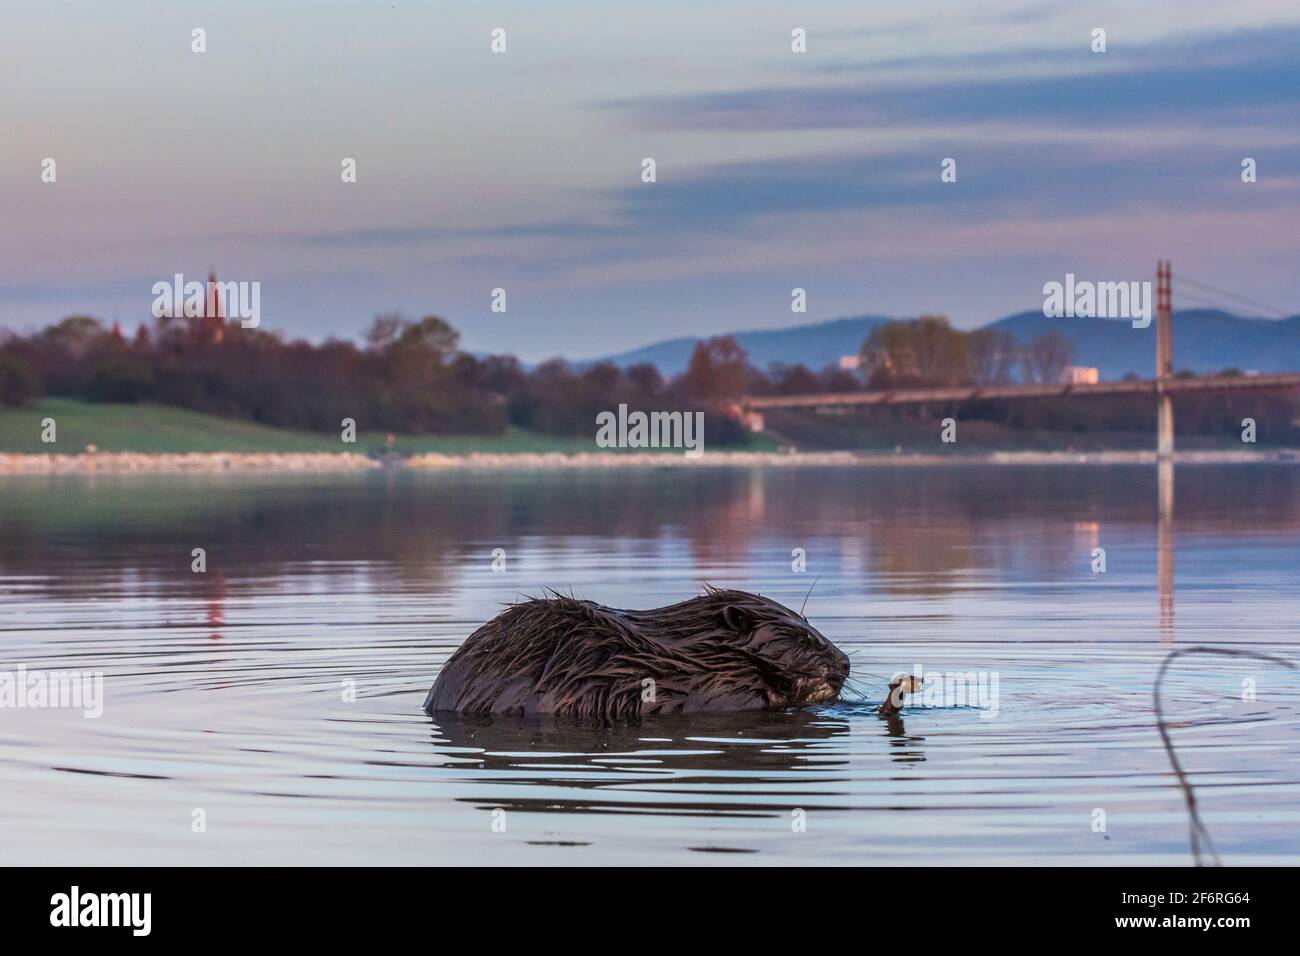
829,644,850,679
820,658,847,695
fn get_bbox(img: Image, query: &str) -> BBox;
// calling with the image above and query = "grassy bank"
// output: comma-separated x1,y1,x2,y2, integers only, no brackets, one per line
0,398,604,454
0,398,777,455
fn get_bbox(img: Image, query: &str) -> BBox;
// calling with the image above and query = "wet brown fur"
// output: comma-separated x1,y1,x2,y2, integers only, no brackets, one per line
424,588,850,721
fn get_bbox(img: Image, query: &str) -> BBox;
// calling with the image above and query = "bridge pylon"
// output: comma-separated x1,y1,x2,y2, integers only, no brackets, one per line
1156,260,1174,457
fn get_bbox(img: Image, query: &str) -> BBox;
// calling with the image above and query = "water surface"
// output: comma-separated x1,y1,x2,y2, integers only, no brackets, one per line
1,464,1297,865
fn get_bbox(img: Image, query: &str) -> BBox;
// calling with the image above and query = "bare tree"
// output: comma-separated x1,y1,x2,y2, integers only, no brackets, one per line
364,312,406,352
1020,331,1074,384
967,328,1018,385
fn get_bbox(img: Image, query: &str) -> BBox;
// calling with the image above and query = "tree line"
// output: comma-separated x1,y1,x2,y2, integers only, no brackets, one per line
844,314,1296,441
0,311,759,444
1,311,1293,443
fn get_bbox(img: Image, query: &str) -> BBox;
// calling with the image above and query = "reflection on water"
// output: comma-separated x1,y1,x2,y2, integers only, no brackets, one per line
1159,460,1175,644
431,711,858,819
1,464,1298,864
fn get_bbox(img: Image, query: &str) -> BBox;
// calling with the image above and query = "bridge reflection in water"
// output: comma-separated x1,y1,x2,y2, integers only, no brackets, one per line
1159,460,1175,643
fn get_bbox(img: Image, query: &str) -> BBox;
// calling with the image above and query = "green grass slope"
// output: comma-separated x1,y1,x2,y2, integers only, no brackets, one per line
0,398,600,454
0,398,775,454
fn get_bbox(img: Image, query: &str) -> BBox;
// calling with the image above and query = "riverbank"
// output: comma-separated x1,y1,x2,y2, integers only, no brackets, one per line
0,398,626,456
0,451,380,473
2,447,1296,474
3,398,1295,473
408,448,1298,469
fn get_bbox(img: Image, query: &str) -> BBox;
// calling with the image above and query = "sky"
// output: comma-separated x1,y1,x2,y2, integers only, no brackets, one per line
2,0,1299,362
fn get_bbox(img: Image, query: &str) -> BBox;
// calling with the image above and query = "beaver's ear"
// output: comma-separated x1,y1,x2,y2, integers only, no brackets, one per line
720,604,753,633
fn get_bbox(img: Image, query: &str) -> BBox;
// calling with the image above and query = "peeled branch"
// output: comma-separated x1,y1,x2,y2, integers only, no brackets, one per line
878,673,922,715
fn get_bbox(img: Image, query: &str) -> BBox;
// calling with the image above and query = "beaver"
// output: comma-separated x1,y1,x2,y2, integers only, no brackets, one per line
423,588,851,721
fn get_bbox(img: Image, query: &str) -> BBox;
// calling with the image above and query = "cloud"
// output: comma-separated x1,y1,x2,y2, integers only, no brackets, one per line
601,141,1300,238
603,28,1300,132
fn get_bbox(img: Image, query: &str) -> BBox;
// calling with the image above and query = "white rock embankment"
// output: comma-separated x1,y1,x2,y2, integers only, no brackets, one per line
0,452,380,474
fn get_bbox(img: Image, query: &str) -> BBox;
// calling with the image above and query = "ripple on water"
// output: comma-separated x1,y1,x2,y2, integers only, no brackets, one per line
3,468,1300,864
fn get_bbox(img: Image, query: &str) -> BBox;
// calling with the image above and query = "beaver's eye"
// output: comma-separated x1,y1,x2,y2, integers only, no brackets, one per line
720,604,754,632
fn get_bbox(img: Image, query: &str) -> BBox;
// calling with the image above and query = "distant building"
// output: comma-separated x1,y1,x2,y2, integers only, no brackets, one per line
1063,366,1099,384
838,354,862,370
199,272,226,344
722,403,766,433
155,271,226,344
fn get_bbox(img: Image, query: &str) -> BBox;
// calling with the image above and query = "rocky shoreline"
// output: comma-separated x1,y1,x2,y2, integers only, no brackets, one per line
0,452,379,474
0,448,1295,474
407,449,1297,468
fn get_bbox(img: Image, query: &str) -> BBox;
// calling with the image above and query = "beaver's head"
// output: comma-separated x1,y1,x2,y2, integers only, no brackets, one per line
710,591,850,708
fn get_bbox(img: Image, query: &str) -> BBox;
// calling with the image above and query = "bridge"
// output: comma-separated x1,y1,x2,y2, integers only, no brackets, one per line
740,262,1300,456
742,371,1300,411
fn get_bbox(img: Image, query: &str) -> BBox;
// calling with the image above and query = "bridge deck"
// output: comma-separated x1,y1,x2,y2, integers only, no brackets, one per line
742,372,1300,411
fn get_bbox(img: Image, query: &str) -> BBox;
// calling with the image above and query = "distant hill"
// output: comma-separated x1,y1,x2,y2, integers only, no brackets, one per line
581,310,1300,380
580,315,890,377
990,309,1300,379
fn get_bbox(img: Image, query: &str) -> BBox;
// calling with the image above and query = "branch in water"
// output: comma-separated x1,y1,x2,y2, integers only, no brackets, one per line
1153,646,1296,867
878,673,922,715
